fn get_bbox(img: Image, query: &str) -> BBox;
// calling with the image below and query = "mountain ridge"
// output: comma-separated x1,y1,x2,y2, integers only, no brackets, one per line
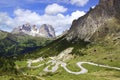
66,0,120,42
12,23,56,38
27,0,120,58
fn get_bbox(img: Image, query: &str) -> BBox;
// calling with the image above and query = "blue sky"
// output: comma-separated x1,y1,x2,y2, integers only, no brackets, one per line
0,0,99,35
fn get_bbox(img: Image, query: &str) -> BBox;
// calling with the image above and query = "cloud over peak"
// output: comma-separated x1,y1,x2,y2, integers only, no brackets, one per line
0,1,89,35
0,8,85,35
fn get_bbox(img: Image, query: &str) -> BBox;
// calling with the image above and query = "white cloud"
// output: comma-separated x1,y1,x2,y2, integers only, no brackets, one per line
0,12,14,31
45,3,67,15
71,10,85,20
70,0,89,6
92,6,95,9
0,12,14,26
14,9,41,26
0,8,85,35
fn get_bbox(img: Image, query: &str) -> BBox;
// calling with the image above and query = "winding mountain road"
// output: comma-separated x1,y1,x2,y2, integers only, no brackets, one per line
27,48,120,75
27,59,120,75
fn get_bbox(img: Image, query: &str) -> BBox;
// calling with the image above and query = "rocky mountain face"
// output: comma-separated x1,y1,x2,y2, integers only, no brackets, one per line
66,0,120,42
39,24,56,38
12,23,56,38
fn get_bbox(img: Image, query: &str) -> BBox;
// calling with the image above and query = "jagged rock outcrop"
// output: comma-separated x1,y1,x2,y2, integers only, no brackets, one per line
39,24,56,38
12,23,56,38
66,0,120,42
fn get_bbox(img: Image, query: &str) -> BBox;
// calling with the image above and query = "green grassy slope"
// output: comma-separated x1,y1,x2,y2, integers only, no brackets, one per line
0,33,120,80
0,18,120,80
14,18,119,80
14,35,120,80
0,31,51,57
24,35,90,59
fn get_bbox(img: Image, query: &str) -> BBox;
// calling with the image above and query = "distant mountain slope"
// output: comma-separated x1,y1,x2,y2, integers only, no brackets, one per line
12,23,56,38
0,30,51,57
0,30,8,39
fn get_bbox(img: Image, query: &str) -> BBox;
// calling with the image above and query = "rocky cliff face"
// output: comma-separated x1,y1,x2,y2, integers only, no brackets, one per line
39,24,56,38
66,0,120,42
12,23,56,38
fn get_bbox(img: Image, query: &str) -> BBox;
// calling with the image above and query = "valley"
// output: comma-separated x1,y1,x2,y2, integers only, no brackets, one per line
11,38,120,80
0,36,120,80
0,0,120,80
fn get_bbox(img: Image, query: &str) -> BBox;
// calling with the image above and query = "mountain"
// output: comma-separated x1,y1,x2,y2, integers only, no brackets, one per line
66,0,120,42
39,24,56,38
12,23,56,38
1,0,120,80
26,0,120,58
0,30,51,57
